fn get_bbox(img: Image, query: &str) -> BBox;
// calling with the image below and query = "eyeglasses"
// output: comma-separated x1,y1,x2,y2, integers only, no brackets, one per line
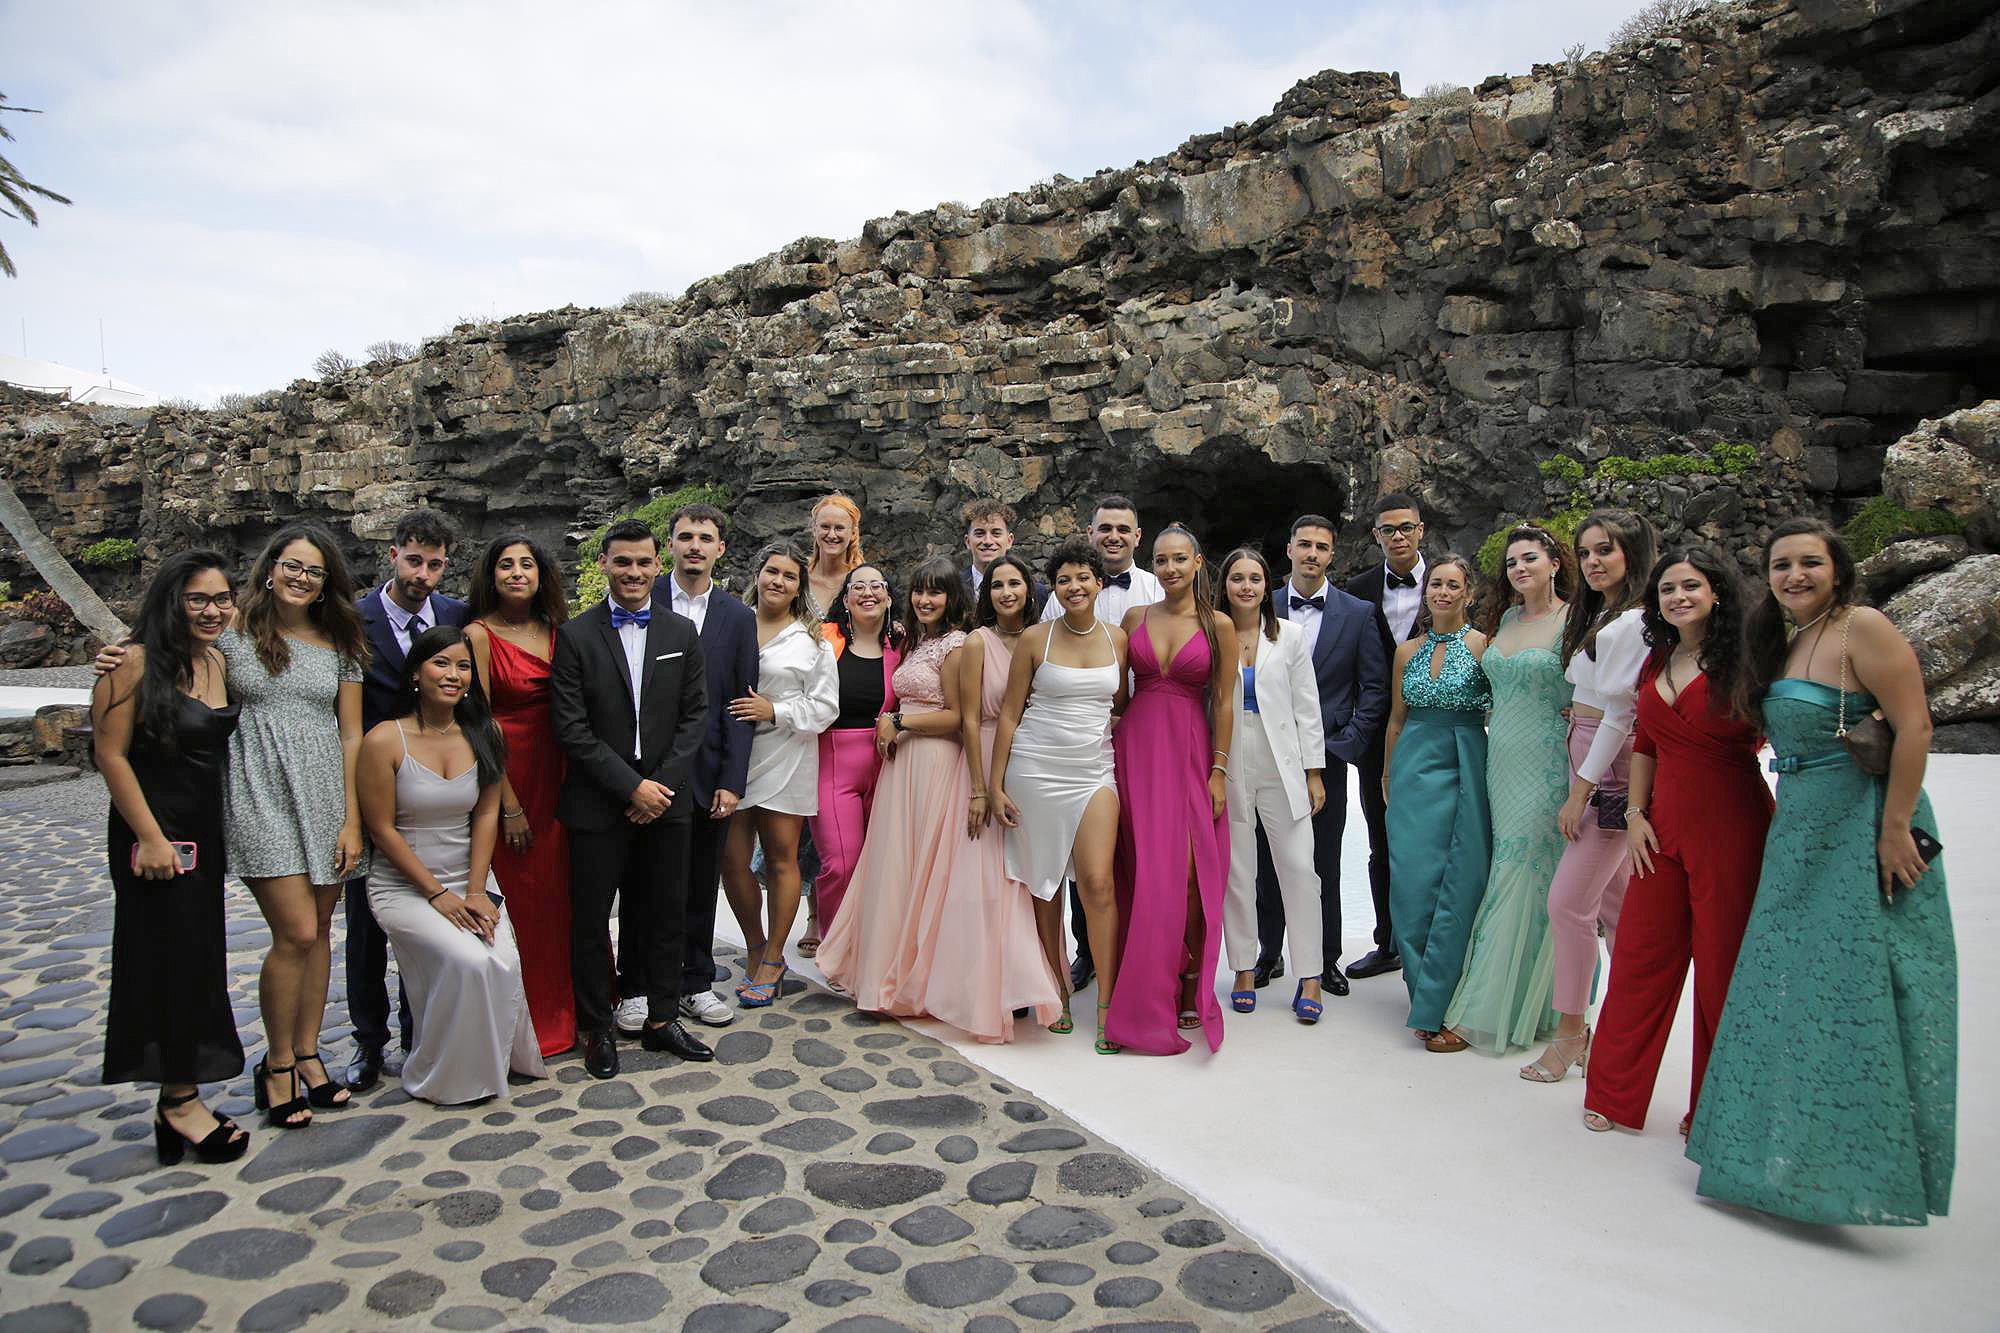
846,581,888,593
182,591,237,611
1374,522,1421,538
276,558,327,583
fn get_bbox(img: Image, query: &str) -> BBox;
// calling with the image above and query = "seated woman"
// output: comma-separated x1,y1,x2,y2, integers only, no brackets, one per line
358,625,546,1104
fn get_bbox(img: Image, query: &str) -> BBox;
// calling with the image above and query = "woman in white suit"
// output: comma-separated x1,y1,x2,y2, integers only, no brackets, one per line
1218,548,1328,1023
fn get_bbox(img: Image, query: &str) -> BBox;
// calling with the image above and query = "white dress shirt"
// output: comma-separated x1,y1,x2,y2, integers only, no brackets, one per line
1283,577,1328,647
1380,556,1427,642
379,583,439,657
1040,564,1164,624
615,611,647,758
670,577,711,634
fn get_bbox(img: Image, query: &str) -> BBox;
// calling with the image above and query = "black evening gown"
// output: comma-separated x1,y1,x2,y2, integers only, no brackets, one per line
102,691,246,1086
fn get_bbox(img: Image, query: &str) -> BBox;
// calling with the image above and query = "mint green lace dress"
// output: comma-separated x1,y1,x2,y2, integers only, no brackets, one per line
1442,607,1571,1053
1686,679,1955,1225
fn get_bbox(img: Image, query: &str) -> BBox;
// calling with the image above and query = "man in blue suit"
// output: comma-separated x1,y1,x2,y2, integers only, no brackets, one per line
634,503,758,1032
1254,512,1389,997
345,508,469,1091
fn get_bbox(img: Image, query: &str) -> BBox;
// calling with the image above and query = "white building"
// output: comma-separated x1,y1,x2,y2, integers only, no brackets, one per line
0,352,159,408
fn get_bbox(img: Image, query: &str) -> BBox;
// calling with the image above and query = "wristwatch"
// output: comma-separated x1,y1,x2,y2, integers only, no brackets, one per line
890,711,905,733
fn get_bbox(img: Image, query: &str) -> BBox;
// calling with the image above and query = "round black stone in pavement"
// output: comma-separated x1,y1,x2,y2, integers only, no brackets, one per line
760,1117,855,1152
1059,1151,1144,1197
169,1226,312,1280
446,1130,537,1163
1000,1127,1086,1153
649,1150,703,1180
966,1161,1037,1205
521,1187,562,1211
1107,1239,1159,1265
786,1090,838,1113
681,1303,789,1333
704,1151,785,1200
935,1134,978,1163
612,1134,658,1161
521,1206,620,1246
712,1031,772,1064
131,1293,204,1332
1004,1204,1113,1251
577,1081,642,1110
698,1234,818,1292
255,1177,342,1216
637,1105,685,1127
0,1184,49,1217
340,1210,421,1242
234,1281,349,1331
820,1318,923,1333
434,1240,483,1262
649,1236,708,1264
821,1067,876,1092
0,1301,89,1332
331,1251,398,1270
855,1032,906,1048
1095,1275,1164,1307
434,1189,503,1228
480,1256,555,1300
431,1307,505,1331
1029,1259,1094,1286
7,1235,70,1276
802,1161,944,1209
806,1278,870,1307
1138,1196,1186,1217
1162,1217,1226,1248
1178,1249,1298,1313
791,1037,844,1067
1011,1290,1076,1321
884,1068,922,1089
237,1112,407,1180
927,1059,978,1086
62,1254,134,1290
543,1270,670,1324
366,1270,447,1316
866,1132,914,1154
889,1204,973,1246
0,1124,97,1161
423,1169,471,1188
738,1196,814,1233
751,1068,798,1090
845,1245,902,1275
903,1254,1015,1308
568,1162,622,1193
824,1218,874,1243
699,1095,779,1126
40,1189,117,1219
1002,1100,1047,1123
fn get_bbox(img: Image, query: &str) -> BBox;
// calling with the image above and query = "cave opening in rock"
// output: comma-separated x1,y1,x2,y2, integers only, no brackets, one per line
1100,439,1348,576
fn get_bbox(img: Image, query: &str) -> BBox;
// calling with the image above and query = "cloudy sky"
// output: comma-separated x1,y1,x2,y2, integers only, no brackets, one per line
2,1,1654,402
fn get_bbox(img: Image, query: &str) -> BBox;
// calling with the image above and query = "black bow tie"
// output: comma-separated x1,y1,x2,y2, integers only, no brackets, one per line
1106,571,1132,590
1386,569,1418,589
1290,594,1325,613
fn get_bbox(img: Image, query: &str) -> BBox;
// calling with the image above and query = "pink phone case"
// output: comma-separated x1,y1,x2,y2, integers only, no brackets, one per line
131,842,198,873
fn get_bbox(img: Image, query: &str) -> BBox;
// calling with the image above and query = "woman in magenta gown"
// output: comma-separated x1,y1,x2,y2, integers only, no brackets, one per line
464,535,576,1059
1106,525,1238,1056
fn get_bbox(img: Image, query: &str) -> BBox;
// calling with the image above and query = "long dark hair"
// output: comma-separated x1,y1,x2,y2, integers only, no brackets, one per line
236,522,370,676
1640,545,1746,714
1737,517,1860,720
1152,524,1226,700
901,556,969,649
1416,553,1481,633
1561,508,1657,667
393,625,507,787
1218,547,1279,643
749,540,822,641
975,552,1037,630
114,550,232,755
828,563,903,652
1480,524,1576,636
469,533,569,628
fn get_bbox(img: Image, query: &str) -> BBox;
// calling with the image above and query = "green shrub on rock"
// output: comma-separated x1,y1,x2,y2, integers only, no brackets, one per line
78,538,139,566
1840,496,1964,562
571,483,731,613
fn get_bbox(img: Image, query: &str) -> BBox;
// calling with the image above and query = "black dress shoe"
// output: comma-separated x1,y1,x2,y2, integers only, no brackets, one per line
1346,948,1403,979
582,1031,619,1079
641,1020,715,1062
1252,957,1286,989
1320,967,1351,997
344,1047,385,1093
1069,957,1096,992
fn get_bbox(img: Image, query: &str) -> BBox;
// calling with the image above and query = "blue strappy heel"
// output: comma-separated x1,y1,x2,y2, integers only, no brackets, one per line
1291,979,1322,1025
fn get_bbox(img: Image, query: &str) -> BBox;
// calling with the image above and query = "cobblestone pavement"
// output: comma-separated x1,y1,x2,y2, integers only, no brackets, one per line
0,795,1361,1330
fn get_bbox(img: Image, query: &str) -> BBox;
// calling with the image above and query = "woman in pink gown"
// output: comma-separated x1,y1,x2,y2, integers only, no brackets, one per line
1107,525,1238,1056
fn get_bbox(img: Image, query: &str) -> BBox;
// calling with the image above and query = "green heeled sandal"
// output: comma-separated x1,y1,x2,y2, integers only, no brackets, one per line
1094,999,1120,1055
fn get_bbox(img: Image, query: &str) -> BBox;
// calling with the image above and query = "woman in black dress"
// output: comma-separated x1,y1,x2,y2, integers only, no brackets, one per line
94,550,249,1164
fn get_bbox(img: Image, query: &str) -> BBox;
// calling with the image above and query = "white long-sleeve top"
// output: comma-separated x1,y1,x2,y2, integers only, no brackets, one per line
1564,606,1648,785
741,621,839,815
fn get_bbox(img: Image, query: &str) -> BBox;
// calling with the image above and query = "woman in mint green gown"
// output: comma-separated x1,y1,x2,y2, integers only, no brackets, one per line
1688,519,1954,1226
1384,557,1493,1041
1438,527,1574,1054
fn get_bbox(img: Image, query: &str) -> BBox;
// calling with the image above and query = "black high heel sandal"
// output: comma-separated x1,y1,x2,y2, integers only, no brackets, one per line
254,1057,311,1129
155,1089,250,1165
294,1052,350,1110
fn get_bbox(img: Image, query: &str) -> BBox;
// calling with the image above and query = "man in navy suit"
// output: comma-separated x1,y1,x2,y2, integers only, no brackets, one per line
345,508,469,1091
1254,512,1389,996
631,503,757,1033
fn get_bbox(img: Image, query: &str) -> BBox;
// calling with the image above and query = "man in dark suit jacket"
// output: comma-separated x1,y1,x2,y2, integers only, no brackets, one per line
552,519,714,1079
1341,492,1430,980
345,509,468,1091
957,498,1050,607
631,503,757,1031
1255,512,1389,995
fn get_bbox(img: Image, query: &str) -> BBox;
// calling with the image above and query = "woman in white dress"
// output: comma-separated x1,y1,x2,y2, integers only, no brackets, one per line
357,626,545,1105
722,542,839,1007
1216,548,1328,1023
990,538,1128,1050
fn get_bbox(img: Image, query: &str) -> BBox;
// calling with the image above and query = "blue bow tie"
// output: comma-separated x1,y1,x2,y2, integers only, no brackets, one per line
1106,571,1132,590
1291,593,1325,612
610,604,652,629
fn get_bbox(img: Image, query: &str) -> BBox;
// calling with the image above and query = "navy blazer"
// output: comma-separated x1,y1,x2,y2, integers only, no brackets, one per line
357,587,470,731
1270,584,1389,766
654,575,758,807
550,598,708,830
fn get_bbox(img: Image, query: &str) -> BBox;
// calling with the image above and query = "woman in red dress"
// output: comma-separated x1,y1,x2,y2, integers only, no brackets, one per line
1583,544,1771,1136
464,535,576,1059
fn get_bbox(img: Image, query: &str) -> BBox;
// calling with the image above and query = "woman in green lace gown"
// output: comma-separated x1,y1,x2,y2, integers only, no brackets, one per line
1687,519,1954,1226
1438,527,1574,1054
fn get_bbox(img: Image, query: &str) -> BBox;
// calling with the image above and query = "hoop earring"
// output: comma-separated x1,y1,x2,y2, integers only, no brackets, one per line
264,578,274,590
314,592,325,605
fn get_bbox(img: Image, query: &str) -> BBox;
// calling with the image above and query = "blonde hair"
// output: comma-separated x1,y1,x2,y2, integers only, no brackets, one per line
809,494,864,574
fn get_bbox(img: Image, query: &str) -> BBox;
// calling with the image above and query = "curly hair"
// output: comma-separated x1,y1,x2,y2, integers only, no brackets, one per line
1640,544,1745,716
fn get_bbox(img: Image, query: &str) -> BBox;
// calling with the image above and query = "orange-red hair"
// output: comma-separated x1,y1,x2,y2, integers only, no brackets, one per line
809,494,864,573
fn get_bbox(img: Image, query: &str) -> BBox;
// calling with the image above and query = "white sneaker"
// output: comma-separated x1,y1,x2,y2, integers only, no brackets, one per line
679,991,735,1027
613,996,647,1035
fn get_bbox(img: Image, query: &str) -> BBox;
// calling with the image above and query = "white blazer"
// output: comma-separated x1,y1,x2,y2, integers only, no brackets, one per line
741,621,840,815
1228,617,1326,822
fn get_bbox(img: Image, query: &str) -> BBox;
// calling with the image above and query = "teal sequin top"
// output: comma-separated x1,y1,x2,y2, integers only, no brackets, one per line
1400,625,1492,712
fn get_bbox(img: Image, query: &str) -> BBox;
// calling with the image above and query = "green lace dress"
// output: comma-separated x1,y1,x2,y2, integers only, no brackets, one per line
1686,679,1956,1225
1442,607,1571,1053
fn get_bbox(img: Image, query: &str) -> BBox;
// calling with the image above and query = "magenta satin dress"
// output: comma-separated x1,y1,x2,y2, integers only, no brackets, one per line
1106,620,1229,1055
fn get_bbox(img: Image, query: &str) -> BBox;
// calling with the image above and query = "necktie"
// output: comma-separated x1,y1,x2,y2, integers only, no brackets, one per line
1106,571,1132,590
610,604,652,629
1386,569,1418,589
407,614,426,637
1290,594,1325,612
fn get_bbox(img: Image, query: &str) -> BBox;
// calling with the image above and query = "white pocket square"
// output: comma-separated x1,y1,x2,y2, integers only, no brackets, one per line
656,651,683,660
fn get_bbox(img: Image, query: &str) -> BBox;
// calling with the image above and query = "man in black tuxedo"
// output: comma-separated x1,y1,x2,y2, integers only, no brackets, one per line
958,499,1049,607
624,503,757,1033
552,519,714,1078
1255,513,1389,995
1342,492,1430,980
346,509,467,1091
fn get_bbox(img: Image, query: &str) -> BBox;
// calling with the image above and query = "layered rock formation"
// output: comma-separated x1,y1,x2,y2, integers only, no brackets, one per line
3,0,1996,635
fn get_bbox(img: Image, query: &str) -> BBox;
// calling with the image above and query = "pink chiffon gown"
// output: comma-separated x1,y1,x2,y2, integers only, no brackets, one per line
1106,619,1229,1055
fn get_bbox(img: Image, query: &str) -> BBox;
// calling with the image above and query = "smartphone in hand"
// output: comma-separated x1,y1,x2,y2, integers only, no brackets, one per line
131,842,198,873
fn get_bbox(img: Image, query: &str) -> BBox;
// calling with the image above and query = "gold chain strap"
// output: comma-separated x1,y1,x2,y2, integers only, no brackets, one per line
1834,612,1849,739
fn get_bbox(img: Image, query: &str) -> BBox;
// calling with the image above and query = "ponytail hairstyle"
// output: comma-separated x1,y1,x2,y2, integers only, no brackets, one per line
394,624,508,788
975,552,1038,631
115,549,233,756
1640,544,1746,716
1415,553,1481,633
1152,523,1226,702
1561,508,1657,667
749,541,822,642
901,555,969,650
1218,547,1280,643
1479,523,1576,636
236,521,371,677
1736,517,1859,721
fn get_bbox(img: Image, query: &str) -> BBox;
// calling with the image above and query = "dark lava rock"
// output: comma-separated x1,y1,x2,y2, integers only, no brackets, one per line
8,1235,71,1275
1107,1240,1159,1265
1000,1127,1086,1153
433,1189,503,1228
1162,1217,1226,1248
239,1113,406,1181
1178,1249,1297,1313
40,1190,117,1219
0,1184,49,1217
821,1068,876,1092
863,1093,981,1128
792,1037,844,1067
884,1069,922,1089
802,1161,943,1209
63,1254,134,1290
543,1270,670,1324
681,1304,790,1333
807,1277,869,1307
256,1176,342,1216
712,1031,772,1065
903,1254,1015,1308
1059,1151,1144,1197
1137,1197,1185,1217
699,1234,819,1293
1096,1275,1164,1307
738,1196,814,1233
761,1117,855,1152
967,1161,1037,1205
568,1162,622,1193
365,1270,446,1316
433,1240,483,1262
935,1135,978,1163
444,1130,538,1164
890,1204,973,1246
0,1124,97,1161
521,1206,620,1246
824,1218,874,1243
866,1132,914,1154
845,1245,902,1275
928,1060,978,1086
235,1281,348,1331
699,1095,779,1126
1029,1260,1094,1286
340,1210,421,1242
422,1169,471,1189
578,1081,642,1110
431,1308,506,1331
95,1189,230,1247
1001,1101,1047,1123
480,1256,555,1300
131,1293,204,1331
1004,1204,1113,1251
0,1303,88,1333
170,1226,312,1279
612,1135,659,1161
705,1151,785,1200
676,1201,728,1231
1010,1291,1076,1321
61,1143,156,1185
